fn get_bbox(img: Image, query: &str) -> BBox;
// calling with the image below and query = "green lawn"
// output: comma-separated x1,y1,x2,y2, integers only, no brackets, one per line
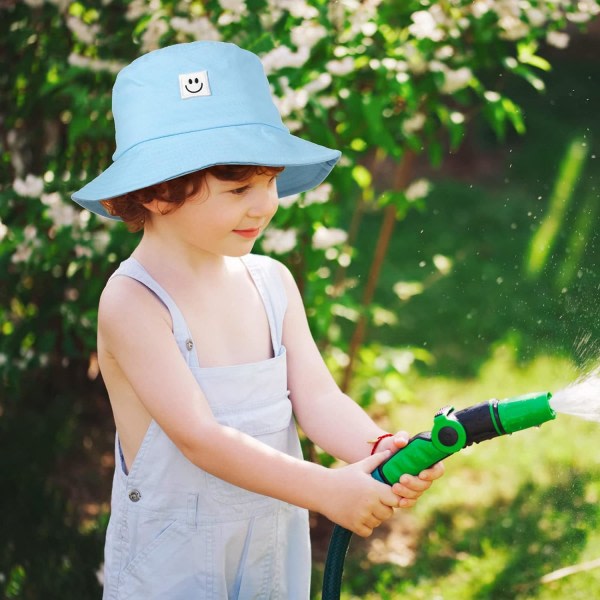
312,350,600,599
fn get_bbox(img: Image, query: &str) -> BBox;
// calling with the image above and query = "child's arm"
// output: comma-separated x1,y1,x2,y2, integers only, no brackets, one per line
98,277,400,537
277,261,444,499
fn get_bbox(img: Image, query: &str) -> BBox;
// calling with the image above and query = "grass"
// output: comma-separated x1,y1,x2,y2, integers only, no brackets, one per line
311,349,600,599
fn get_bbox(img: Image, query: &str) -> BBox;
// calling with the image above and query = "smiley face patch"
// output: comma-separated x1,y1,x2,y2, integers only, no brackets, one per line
178,70,211,99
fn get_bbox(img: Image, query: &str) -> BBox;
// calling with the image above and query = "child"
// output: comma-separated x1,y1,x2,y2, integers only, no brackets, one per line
72,41,443,599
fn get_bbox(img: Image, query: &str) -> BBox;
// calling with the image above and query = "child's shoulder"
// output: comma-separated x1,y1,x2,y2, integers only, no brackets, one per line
98,265,171,335
247,252,290,275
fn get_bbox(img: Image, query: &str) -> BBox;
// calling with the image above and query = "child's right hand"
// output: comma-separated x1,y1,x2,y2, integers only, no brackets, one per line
320,451,400,538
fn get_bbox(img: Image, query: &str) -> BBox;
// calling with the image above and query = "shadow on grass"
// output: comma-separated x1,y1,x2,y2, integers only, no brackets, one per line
319,469,600,599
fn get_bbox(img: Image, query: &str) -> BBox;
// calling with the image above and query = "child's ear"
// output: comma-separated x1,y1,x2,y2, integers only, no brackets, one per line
142,199,168,215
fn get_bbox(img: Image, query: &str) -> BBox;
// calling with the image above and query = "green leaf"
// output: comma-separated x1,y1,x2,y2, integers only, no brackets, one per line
501,97,526,135
352,165,372,189
513,65,546,92
517,41,552,72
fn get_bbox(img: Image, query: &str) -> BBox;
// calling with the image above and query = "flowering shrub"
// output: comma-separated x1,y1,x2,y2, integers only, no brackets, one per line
0,0,599,594
2,0,599,395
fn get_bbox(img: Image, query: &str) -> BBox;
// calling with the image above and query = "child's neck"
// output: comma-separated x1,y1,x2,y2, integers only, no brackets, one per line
132,231,233,281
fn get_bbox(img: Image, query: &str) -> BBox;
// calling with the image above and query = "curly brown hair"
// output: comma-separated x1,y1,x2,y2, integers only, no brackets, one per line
100,164,285,232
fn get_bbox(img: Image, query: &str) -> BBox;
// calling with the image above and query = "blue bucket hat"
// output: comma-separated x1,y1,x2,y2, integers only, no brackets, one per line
71,41,341,220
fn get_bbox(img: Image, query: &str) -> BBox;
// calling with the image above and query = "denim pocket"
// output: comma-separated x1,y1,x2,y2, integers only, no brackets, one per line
118,514,193,599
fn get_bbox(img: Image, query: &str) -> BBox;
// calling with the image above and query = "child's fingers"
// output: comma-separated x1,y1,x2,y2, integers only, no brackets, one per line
372,502,394,522
397,497,417,508
391,431,410,449
391,473,432,498
418,461,445,481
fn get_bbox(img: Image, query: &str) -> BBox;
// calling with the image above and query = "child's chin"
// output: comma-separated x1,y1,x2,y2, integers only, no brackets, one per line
225,248,255,258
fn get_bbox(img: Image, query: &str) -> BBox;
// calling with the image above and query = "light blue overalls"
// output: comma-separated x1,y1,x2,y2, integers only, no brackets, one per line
102,254,311,599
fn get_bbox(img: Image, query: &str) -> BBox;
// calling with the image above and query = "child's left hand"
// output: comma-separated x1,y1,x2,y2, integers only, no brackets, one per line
375,431,445,508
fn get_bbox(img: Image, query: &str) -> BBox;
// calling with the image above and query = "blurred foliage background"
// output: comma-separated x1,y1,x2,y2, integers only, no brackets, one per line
1,0,599,598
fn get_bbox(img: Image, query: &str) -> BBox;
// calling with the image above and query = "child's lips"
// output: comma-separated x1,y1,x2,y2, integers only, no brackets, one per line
233,228,261,239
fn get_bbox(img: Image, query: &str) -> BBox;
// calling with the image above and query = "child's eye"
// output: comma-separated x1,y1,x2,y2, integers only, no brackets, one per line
230,185,250,195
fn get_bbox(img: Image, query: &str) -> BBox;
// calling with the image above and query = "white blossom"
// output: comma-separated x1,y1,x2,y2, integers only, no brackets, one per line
68,53,125,74
219,0,246,11
303,73,332,94
319,96,338,109
578,0,600,16
404,44,428,75
409,10,445,42
272,78,309,118
526,8,547,27
341,0,382,41
141,18,169,52
23,0,44,7
0,219,7,242
566,11,592,22
471,0,493,18
428,60,446,73
126,0,153,20
13,175,44,198
405,178,431,201
278,193,299,209
262,46,310,75
393,281,424,301
450,111,465,124
434,45,454,60
75,244,93,258
402,112,426,135
494,0,521,19
440,66,472,95
304,183,332,206
284,119,303,132
218,12,244,25
12,226,40,264
325,57,354,77
498,15,530,40
93,230,111,253
41,192,80,228
546,30,570,48
484,90,501,102
261,227,297,254
267,0,318,19
66,16,100,45
375,389,394,404
291,22,327,50
312,226,347,250
433,254,453,275
170,16,221,40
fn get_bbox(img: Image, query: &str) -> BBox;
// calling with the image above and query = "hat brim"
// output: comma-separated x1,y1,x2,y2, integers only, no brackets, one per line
71,124,340,219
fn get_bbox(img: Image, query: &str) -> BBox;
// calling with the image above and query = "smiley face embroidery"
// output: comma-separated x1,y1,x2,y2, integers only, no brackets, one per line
179,70,211,99
186,77,203,94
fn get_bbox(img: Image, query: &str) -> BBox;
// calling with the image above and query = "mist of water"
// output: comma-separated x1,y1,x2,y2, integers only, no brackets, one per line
550,366,600,422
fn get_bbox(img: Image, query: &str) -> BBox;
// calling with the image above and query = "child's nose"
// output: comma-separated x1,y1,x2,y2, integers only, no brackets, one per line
247,189,278,218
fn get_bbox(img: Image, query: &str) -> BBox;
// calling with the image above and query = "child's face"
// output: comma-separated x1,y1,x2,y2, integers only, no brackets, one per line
146,171,279,258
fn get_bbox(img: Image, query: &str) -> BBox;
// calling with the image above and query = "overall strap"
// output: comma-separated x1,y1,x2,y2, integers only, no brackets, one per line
108,257,199,368
241,254,288,354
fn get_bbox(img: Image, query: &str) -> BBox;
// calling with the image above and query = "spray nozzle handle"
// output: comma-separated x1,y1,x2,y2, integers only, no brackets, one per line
432,406,467,453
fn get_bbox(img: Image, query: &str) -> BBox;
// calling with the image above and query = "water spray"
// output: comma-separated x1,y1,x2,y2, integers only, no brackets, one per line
322,391,557,599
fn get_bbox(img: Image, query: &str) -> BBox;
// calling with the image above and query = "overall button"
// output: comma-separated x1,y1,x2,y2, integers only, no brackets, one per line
185,339,194,351
128,489,142,503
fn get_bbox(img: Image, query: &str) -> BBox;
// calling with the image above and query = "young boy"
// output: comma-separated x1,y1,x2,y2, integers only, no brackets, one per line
72,41,443,599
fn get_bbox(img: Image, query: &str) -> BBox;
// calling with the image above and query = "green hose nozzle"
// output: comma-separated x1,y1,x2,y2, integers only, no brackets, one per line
373,391,555,487
494,391,556,435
